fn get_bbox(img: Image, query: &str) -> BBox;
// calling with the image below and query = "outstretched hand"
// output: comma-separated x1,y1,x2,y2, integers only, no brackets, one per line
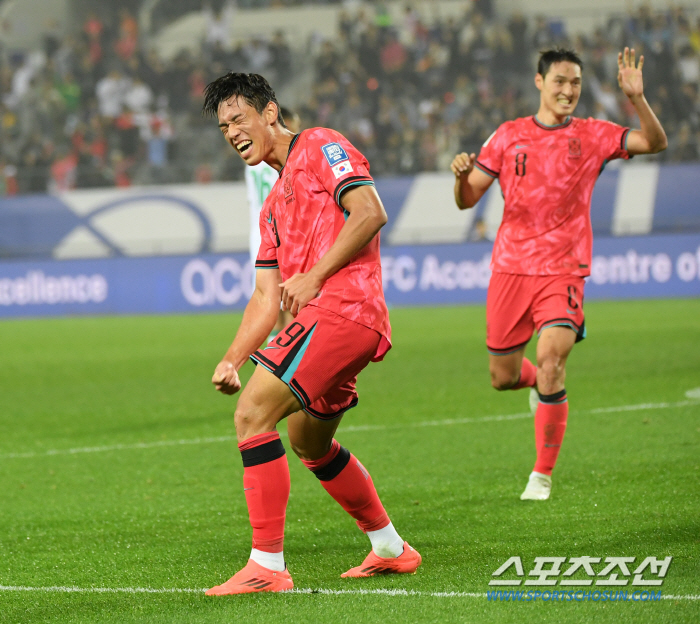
618,47,644,99
212,360,241,395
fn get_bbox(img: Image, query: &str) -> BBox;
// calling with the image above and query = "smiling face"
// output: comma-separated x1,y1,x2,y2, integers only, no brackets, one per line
217,96,278,166
535,61,582,124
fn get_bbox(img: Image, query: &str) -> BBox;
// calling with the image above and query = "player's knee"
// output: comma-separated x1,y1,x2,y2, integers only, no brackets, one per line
233,400,265,436
490,367,519,391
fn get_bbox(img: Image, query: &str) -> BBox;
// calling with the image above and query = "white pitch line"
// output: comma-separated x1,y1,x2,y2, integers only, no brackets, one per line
1,436,239,460
586,400,700,414
0,585,697,600
0,585,204,594
2,400,698,460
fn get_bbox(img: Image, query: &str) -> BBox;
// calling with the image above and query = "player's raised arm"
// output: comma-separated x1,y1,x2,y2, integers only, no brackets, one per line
212,267,282,394
617,47,668,156
279,185,387,316
451,152,494,210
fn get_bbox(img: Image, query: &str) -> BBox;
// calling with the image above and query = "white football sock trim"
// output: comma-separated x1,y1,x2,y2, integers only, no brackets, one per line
250,548,286,571
367,522,404,558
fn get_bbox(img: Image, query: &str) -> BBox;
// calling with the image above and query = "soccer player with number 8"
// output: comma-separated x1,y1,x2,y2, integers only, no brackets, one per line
451,47,667,501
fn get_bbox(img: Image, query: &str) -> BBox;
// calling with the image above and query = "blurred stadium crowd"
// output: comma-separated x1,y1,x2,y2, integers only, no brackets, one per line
1,0,699,195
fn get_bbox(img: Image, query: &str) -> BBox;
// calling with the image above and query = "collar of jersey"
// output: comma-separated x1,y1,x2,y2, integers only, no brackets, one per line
278,132,301,177
533,115,572,130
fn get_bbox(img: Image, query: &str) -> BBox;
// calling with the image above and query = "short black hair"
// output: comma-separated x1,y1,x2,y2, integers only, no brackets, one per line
202,72,285,127
537,48,584,77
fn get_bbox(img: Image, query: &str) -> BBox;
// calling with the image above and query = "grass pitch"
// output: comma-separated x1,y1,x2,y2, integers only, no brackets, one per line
0,300,699,623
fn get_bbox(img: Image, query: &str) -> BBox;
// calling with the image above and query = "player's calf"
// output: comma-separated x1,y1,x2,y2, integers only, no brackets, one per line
489,355,536,391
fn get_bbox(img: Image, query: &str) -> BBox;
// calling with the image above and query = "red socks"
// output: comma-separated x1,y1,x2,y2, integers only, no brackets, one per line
533,390,568,475
238,432,290,553
302,439,390,532
237,434,389,554
512,357,537,389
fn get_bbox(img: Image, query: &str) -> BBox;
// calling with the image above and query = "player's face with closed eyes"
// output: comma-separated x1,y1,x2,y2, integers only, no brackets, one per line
217,97,277,166
536,61,582,121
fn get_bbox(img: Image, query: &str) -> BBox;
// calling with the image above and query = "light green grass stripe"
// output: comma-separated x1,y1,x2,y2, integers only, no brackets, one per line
2,400,698,461
0,586,698,600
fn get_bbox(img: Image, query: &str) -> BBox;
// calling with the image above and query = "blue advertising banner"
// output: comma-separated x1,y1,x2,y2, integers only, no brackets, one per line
382,234,700,306
0,234,698,319
0,255,254,318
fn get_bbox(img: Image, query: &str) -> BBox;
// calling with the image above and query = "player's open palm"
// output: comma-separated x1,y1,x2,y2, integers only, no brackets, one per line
212,360,242,395
618,47,644,99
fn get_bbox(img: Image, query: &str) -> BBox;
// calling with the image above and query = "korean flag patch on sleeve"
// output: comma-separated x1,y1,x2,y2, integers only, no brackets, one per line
331,160,354,178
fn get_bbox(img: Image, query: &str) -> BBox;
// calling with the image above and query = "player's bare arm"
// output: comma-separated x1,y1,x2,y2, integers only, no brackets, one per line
617,47,668,156
451,152,494,210
279,184,387,316
212,267,282,395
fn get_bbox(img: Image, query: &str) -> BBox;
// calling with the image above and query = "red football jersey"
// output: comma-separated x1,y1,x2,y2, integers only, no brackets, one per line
256,128,391,360
476,115,631,276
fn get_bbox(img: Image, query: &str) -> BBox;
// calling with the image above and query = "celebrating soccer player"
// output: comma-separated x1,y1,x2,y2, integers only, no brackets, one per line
450,48,667,500
202,73,421,595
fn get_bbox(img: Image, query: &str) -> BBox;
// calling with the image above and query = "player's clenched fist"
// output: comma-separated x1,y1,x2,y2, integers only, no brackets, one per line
450,152,477,178
212,360,242,395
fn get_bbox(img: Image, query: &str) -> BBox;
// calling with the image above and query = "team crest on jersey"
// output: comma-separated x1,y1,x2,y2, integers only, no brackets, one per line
568,138,581,158
284,173,294,203
321,142,349,166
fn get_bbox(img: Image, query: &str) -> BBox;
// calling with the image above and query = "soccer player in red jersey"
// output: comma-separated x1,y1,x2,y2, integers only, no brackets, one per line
201,73,421,595
451,48,667,501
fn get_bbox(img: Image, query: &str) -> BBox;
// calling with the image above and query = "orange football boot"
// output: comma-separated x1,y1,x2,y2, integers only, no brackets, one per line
206,559,293,595
341,542,422,578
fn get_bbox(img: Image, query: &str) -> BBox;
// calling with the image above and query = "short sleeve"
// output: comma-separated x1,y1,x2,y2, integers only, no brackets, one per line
255,200,279,269
307,131,374,207
475,126,506,178
591,119,631,161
